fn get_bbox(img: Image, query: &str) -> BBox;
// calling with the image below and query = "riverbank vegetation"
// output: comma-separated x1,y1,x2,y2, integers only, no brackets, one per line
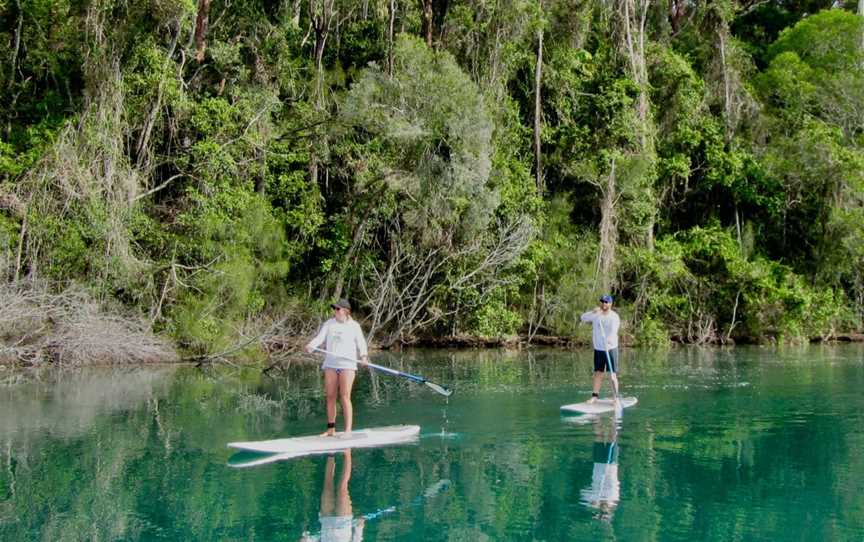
1,1,863,362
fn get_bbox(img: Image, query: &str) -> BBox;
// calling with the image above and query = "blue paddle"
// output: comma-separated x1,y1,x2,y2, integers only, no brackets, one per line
312,348,453,397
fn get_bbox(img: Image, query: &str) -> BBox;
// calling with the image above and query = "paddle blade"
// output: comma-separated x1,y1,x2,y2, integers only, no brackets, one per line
424,381,453,397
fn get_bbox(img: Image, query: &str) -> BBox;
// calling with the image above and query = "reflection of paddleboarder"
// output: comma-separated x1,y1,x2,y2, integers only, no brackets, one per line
579,420,620,521
301,450,365,542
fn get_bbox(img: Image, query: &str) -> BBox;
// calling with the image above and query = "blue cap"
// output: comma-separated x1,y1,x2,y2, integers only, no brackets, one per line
599,294,613,303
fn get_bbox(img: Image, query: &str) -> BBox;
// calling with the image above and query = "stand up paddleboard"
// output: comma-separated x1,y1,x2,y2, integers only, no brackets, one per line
560,397,638,414
227,424,421,455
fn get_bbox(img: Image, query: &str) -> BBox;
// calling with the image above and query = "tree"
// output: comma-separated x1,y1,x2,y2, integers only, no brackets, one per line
339,35,532,343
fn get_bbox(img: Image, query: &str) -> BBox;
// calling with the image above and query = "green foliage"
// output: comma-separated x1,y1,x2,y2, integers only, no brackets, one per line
622,225,845,343
465,289,522,338
342,34,495,245
2,0,863,352
767,10,864,71
169,186,288,352
759,10,864,137
518,197,598,337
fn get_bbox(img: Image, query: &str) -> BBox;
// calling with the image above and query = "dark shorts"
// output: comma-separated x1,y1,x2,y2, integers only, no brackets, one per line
593,348,618,373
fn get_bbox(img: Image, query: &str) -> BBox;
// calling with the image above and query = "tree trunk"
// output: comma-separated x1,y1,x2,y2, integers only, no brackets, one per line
620,0,650,148
311,0,334,104
291,0,302,27
9,0,22,90
860,0,864,57
136,24,181,170
717,26,734,142
533,23,544,193
255,147,266,195
388,0,396,76
618,0,656,248
419,0,434,47
194,0,211,63
418,0,448,47
433,0,449,44
309,0,334,221
597,161,618,294
669,0,686,34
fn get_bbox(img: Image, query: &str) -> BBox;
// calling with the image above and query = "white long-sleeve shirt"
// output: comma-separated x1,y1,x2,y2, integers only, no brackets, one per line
306,318,369,370
580,310,620,351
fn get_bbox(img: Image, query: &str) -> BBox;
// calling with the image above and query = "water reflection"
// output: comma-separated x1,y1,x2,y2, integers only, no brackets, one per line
0,367,174,441
579,417,620,521
1,346,862,541
301,450,365,542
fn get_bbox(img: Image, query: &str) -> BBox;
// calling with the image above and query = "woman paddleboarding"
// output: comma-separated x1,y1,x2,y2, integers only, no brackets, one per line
305,298,369,437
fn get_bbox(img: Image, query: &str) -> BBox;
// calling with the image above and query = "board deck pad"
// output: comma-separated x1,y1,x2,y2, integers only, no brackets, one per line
227,424,421,455
560,396,638,414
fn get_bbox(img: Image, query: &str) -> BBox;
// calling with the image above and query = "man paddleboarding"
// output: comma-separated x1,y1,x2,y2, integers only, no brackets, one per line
305,298,369,437
580,294,621,406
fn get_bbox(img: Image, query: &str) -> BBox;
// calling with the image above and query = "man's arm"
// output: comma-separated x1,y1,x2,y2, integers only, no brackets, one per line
580,308,600,322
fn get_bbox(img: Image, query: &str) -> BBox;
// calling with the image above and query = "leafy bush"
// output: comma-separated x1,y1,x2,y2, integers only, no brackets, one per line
622,225,846,344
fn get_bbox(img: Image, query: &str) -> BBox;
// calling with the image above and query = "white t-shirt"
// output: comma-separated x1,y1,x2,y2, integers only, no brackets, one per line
580,310,620,351
306,318,369,370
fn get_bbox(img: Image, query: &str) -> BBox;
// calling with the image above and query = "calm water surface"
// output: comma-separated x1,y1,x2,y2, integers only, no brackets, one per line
2,345,863,541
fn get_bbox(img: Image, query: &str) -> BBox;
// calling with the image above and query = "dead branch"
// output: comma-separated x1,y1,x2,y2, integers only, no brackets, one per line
0,282,178,366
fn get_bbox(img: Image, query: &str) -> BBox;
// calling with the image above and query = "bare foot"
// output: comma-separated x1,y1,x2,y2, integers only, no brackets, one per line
320,428,336,437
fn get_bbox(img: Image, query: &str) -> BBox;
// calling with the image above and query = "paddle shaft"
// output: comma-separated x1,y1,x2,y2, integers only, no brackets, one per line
311,348,452,396
312,348,423,381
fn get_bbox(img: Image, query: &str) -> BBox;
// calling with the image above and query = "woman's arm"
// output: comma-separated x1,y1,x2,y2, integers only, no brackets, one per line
304,320,330,353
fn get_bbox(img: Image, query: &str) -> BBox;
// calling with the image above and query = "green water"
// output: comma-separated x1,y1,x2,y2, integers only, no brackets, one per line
2,345,864,541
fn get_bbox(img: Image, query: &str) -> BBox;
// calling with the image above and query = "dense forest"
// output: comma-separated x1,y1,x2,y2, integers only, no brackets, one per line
0,0,863,362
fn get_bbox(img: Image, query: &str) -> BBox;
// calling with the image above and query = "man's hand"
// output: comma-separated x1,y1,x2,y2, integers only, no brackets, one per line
304,345,313,354
359,355,369,366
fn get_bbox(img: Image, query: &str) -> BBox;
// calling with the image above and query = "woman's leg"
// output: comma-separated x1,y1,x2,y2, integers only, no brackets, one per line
335,450,353,516
337,369,357,435
322,369,339,436
320,454,336,515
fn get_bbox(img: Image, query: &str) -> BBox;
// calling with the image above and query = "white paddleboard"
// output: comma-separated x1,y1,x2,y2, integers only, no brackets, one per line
560,397,638,414
227,424,420,454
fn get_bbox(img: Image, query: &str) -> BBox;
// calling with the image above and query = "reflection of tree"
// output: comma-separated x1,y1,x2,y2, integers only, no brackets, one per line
2,348,864,540
0,368,175,442
0,369,176,541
